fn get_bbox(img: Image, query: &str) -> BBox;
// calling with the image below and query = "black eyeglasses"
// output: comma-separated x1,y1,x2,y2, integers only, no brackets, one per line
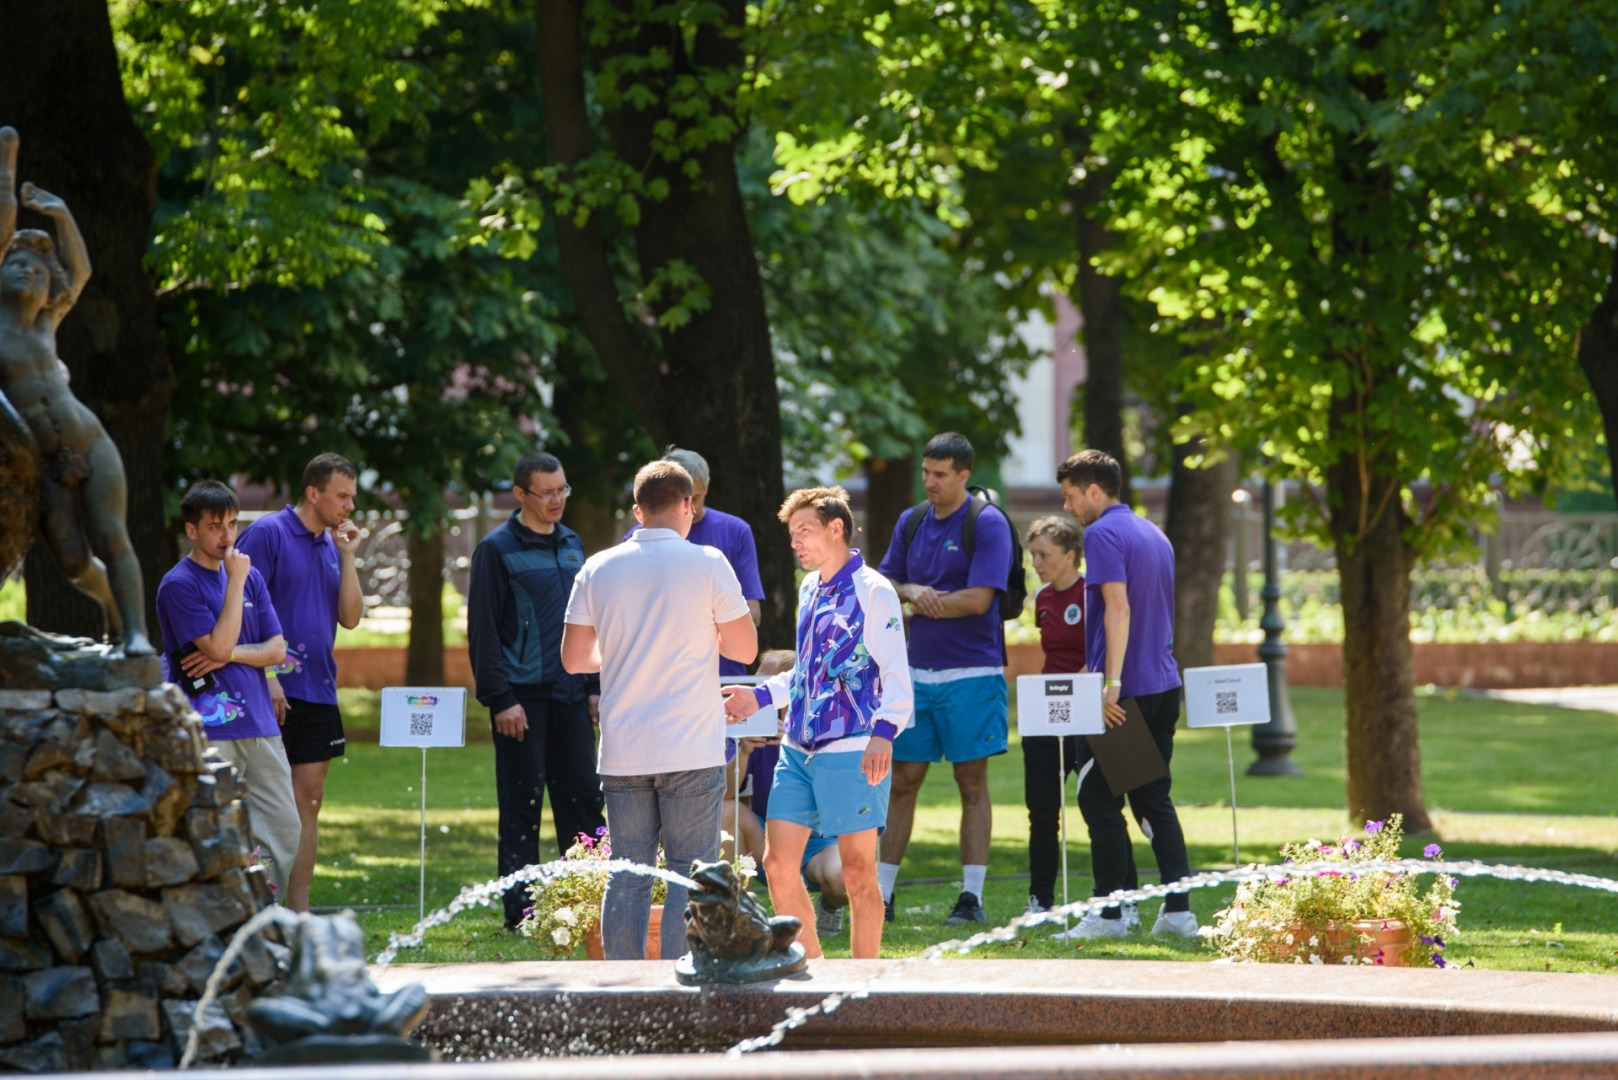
518,484,572,501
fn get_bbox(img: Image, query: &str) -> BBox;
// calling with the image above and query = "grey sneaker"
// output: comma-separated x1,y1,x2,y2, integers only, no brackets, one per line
1026,896,1051,915
815,896,844,936
945,890,987,925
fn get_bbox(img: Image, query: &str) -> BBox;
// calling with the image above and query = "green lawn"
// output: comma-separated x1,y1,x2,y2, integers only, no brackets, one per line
316,687,1618,973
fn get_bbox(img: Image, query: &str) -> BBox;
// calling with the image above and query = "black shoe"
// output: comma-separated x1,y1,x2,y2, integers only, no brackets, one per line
884,895,895,923
945,890,986,925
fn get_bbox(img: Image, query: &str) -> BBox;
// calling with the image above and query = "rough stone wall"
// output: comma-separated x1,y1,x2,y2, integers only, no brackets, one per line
0,668,285,1072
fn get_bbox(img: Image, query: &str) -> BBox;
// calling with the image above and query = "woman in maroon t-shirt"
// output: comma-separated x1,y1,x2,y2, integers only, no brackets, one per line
1024,516,1087,914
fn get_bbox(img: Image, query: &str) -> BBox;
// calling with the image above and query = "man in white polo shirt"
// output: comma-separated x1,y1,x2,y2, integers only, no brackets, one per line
561,460,758,960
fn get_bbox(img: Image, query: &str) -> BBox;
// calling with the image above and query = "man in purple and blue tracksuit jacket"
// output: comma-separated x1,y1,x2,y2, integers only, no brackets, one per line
723,486,912,960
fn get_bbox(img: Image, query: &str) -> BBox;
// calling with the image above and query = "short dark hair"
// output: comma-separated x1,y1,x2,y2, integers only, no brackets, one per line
1057,449,1121,498
923,432,974,473
633,460,693,515
778,486,855,544
181,480,240,525
515,451,562,492
301,453,357,496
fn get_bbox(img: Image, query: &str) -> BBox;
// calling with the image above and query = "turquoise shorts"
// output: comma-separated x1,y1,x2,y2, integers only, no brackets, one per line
893,673,1009,763
767,744,889,837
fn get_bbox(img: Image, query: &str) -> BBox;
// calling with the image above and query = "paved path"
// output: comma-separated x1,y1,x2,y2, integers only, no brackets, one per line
1478,686,1618,715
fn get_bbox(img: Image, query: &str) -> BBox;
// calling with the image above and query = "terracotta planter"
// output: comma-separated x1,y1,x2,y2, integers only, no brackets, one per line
584,904,663,960
1279,918,1412,966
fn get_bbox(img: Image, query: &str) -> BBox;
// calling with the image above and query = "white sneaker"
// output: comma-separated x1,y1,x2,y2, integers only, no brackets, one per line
1053,910,1130,940
1120,902,1141,930
1152,909,1199,937
815,896,844,936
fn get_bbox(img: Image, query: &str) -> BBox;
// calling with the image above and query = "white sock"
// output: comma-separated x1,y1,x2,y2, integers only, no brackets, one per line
962,865,987,899
878,862,901,902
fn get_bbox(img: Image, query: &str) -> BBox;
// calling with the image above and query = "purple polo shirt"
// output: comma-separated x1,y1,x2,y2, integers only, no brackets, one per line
1083,504,1181,698
878,500,1012,670
156,558,283,740
628,506,763,677
236,505,341,704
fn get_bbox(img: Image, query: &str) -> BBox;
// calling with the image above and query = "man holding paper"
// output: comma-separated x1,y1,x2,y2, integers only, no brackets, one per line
723,486,912,960
1058,450,1197,939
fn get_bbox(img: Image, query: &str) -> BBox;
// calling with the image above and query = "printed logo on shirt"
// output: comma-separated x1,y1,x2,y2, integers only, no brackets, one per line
885,617,901,631
194,690,247,727
1064,604,1082,626
943,540,960,552
328,559,340,571
243,600,254,608
272,645,306,677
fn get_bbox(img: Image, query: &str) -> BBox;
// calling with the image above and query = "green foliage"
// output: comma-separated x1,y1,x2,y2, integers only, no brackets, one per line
1209,815,1459,966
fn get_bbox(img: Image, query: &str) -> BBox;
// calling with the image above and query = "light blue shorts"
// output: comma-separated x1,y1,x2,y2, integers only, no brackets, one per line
767,744,889,837
893,673,1009,763
801,833,838,868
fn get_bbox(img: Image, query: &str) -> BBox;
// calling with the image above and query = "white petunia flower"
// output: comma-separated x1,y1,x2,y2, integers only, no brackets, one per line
552,927,573,947
555,907,577,927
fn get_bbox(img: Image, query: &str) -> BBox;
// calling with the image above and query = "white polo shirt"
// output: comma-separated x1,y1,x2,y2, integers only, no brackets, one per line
564,527,752,776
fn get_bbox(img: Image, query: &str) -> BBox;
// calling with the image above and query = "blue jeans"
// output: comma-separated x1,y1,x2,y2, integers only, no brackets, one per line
601,766,724,960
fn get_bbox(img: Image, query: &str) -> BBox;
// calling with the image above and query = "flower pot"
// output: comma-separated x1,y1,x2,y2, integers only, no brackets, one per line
584,904,663,961
1279,918,1411,966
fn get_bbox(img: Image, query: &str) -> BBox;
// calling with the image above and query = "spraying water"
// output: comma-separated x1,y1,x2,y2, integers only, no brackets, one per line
180,857,696,1070
723,858,1618,1056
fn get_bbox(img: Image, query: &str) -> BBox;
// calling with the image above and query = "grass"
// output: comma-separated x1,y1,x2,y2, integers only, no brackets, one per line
312,687,1618,972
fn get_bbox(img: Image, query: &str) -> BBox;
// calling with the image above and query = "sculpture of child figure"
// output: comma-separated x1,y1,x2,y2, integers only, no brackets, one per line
0,125,152,655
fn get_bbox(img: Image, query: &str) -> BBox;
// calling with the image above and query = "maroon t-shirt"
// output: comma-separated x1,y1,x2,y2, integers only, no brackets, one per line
1034,576,1087,674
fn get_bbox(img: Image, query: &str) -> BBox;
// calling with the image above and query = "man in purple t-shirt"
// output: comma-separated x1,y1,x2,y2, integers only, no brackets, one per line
156,480,302,896
876,432,1013,927
626,448,764,678
1058,449,1195,939
236,453,363,912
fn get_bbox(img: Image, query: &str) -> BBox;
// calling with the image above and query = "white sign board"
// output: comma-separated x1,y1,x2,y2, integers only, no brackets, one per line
1016,673,1105,736
721,675,784,738
380,687,467,747
1183,664,1272,728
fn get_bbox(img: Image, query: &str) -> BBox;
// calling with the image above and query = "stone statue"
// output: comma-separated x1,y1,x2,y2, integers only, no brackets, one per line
245,912,433,1065
675,860,808,986
0,125,152,655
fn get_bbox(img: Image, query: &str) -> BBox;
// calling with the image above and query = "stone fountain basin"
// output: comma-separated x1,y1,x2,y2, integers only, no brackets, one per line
358,958,1618,1060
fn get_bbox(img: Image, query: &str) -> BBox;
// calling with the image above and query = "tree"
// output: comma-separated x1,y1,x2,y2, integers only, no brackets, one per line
531,0,792,648
1,0,172,640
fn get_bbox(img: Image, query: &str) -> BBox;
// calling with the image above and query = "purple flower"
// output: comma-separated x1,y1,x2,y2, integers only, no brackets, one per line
1365,820,1384,835
1344,840,1361,853
596,826,609,836
1424,843,1442,858
1433,954,1446,968
1419,934,1435,945
522,907,534,920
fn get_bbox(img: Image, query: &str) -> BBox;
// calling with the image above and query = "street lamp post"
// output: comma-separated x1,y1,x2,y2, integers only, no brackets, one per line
1248,475,1301,776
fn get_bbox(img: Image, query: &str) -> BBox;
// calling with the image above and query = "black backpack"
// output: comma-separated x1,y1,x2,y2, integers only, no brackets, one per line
901,485,1027,622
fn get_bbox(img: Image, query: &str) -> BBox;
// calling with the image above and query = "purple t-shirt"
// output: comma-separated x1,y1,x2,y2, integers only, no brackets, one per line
745,742,782,821
629,506,763,677
1083,504,1182,698
236,506,341,704
878,500,1012,670
156,558,283,740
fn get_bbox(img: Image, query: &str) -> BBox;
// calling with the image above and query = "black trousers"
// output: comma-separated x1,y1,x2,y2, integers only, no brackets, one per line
493,694,606,929
1074,688,1191,915
1024,735,1138,908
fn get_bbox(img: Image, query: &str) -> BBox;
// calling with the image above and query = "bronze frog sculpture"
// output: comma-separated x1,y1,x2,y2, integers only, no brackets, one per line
675,860,807,985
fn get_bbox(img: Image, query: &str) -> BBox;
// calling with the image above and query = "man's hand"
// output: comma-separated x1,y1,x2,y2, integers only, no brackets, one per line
903,585,949,618
494,702,528,741
333,520,361,557
223,546,251,584
587,694,600,726
722,686,760,722
181,650,228,678
862,737,893,784
19,182,67,217
1103,683,1127,728
268,677,289,726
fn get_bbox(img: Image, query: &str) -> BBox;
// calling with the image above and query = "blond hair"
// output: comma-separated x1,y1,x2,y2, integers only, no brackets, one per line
1026,515,1083,560
757,649,796,677
777,485,854,543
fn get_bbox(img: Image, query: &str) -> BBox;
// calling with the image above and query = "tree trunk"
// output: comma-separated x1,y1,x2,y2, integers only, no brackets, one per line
405,529,445,686
1577,243,1618,492
1328,435,1429,831
3,1,171,640
1166,441,1235,672
861,456,915,565
535,0,790,654
1066,141,1131,504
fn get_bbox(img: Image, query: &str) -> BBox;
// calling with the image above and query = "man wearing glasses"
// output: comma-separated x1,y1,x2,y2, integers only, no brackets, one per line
468,451,607,930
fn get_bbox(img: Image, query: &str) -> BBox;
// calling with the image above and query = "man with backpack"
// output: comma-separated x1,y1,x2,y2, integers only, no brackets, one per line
876,432,1022,925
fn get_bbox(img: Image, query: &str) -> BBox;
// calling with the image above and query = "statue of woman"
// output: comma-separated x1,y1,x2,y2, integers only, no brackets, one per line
0,125,152,655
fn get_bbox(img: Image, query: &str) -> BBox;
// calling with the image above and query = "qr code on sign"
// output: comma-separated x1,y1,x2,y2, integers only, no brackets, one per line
1215,691,1238,716
409,712,434,737
1047,700,1072,725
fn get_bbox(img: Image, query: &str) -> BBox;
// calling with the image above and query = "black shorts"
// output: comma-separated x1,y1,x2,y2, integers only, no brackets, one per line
282,698,346,765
